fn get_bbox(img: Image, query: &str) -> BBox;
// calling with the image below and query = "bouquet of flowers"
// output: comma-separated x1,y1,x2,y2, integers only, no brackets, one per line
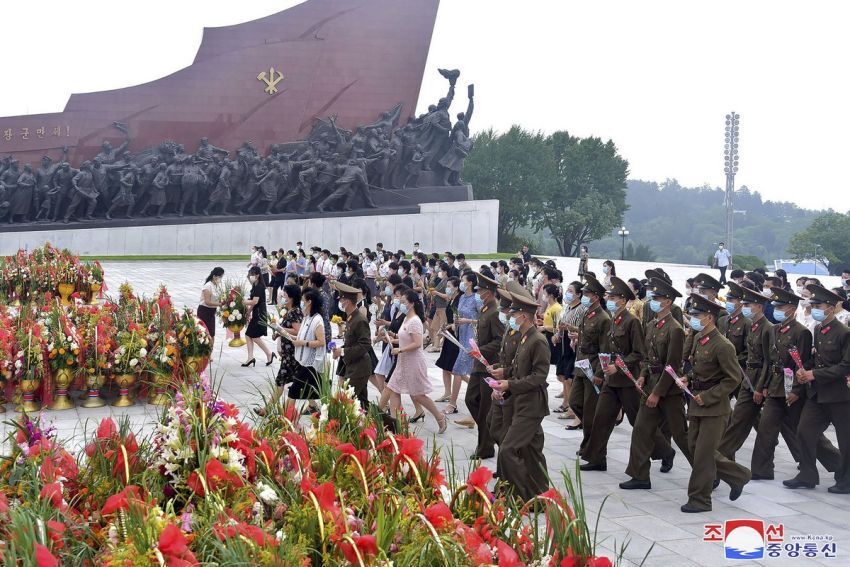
614,355,646,396
45,305,83,373
13,319,48,383
218,282,247,330
468,338,493,367
0,322,17,384
665,365,694,398
575,359,600,394
176,307,213,359
111,326,148,374
788,346,804,370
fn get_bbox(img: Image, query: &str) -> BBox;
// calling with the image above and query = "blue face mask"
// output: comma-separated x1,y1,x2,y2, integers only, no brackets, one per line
774,310,787,322
392,298,401,309
606,299,619,313
741,306,753,319
580,295,591,307
384,286,392,296
564,292,575,303
446,287,455,296
689,316,704,332
498,312,508,325
398,303,409,315
725,302,736,314
508,316,520,331
811,308,827,322
459,281,468,293
645,290,654,301
474,293,482,304
649,299,662,313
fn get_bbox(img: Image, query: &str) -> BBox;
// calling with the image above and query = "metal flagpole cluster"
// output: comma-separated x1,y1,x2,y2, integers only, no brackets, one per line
724,112,740,258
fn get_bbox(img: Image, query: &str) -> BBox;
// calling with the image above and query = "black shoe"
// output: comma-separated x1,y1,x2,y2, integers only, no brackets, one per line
266,353,277,366
730,485,744,501
661,450,675,473
470,452,495,460
827,484,850,494
619,479,651,490
409,412,425,423
783,478,816,489
565,423,582,430
579,462,607,472
712,479,720,490
681,504,711,513
751,473,774,481
241,359,256,367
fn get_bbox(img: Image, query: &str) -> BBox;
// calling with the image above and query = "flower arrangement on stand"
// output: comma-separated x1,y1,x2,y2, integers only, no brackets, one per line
0,323,17,411
12,319,48,413
110,325,148,408
44,306,83,411
218,282,247,347
76,304,117,408
176,307,212,375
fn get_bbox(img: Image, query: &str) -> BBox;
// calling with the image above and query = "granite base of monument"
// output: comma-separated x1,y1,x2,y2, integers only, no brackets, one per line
0,199,499,256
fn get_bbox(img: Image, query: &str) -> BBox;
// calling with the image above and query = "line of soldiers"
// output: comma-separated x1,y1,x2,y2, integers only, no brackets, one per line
475,268,850,511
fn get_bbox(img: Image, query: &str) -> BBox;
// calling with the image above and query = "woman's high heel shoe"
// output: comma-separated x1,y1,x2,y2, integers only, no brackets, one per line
438,416,448,434
241,359,256,367
409,411,426,423
266,353,277,366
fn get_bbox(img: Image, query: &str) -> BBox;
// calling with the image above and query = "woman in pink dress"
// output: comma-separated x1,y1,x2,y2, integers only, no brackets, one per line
387,289,447,432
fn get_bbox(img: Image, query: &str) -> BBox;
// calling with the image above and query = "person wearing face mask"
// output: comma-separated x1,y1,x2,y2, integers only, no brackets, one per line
577,245,590,283
677,293,751,513
712,242,732,285
553,281,587,425
717,285,777,464
831,288,850,326
254,284,305,416
621,278,693,490
427,261,451,354
581,277,675,473
568,275,611,454
198,267,225,352
242,266,276,367
331,282,373,410
751,287,841,482
718,283,750,399
490,291,552,500
601,260,616,291
785,284,850,494
435,277,463,408
795,284,818,334
642,270,684,328
682,274,729,376
464,273,506,460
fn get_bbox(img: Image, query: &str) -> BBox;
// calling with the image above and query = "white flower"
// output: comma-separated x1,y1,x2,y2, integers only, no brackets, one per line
228,314,235,322
108,524,119,546
139,348,147,357
319,403,329,424
439,484,452,505
235,312,243,320
275,530,285,542
229,301,236,308
129,358,138,367
257,481,279,505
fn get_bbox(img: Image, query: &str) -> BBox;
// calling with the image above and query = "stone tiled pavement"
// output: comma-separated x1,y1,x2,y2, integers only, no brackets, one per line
2,259,847,566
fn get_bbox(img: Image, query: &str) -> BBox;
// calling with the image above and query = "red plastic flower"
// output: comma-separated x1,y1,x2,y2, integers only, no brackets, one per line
34,544,59,567
466,466,493,495
101,485,142,516
495,540,524,567
187,471,206,497
39,482,63,508
340,535,379,564
424,502,453,530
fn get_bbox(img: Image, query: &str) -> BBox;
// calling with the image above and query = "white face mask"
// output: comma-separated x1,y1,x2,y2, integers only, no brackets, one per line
248,275,257,283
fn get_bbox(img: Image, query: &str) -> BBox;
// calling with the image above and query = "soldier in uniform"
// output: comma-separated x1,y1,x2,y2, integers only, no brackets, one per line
751,287,840,480
642,269,684,328
331,282,374,410
491,291,551,500
718,285,776,462
465,272,505,460
718,281,750,399
622,278,693,489
680,294,751,512
568,275,611,457
785,284,850,493
581,277,674,471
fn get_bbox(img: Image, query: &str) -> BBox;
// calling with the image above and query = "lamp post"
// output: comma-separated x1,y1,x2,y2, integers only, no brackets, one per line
724,112,740,260
618,226,630,260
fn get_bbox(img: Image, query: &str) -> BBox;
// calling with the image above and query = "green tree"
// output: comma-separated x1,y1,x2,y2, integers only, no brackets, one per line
788,211,850,274
534,132,629,256
625,242,656,262
463,127,558,250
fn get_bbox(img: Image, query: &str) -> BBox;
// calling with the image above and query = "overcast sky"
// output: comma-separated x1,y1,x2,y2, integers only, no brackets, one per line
2,1,846,210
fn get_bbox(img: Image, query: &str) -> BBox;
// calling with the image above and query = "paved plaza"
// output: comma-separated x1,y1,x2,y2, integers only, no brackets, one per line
2,259,847,566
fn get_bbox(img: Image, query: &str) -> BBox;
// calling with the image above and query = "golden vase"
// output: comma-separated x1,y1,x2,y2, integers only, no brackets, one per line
16,378,41,413
88,283,102,304
149,372,172,406
57,282,75,306
183,355,208,375
228,324,246,347
80,371,107,408
49,367,75,410
112,372,136,407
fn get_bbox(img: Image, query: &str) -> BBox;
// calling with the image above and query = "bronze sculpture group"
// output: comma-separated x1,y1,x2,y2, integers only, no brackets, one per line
0,70,474,225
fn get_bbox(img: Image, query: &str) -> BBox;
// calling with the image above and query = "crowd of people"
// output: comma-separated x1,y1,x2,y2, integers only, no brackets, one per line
197,242,850,510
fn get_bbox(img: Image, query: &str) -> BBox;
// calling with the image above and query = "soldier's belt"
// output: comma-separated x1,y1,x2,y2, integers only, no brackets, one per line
690,380,715,391
648,364,664,375
745,362,763,369
579,345,600,355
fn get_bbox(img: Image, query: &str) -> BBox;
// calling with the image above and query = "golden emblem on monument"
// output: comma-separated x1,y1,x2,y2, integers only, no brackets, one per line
257,67,284,94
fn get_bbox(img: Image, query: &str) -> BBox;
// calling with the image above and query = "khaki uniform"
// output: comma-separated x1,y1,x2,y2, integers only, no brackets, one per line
642,301,684,328
751,320,840,477
488,328,522,446
499,326,551,500
793,320,850,488
465,298,505,458
569,303,611,456
685,327,751,510
626,313,693,481
341,309,373,409
584,309,673,466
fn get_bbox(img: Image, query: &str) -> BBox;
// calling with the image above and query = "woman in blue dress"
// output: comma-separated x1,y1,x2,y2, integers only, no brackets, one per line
446,272,480,418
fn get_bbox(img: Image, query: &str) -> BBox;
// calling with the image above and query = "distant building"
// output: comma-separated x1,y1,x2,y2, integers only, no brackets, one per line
773,259,830,276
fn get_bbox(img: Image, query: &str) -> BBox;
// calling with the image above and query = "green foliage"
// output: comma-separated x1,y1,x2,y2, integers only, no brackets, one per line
703,254,765,271
588,179,821,265
788,211,850,274
624,242,656,262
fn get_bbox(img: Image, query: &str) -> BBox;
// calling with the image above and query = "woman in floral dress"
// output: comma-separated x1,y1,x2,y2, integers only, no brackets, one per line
254,284,302,416
446,272,480,416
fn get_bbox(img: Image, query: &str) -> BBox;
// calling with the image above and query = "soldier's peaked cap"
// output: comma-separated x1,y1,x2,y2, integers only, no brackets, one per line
607,276,635,301
694,273,724,291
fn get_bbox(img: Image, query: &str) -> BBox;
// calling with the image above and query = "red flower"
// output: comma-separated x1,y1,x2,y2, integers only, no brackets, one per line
39,482,63,508
466,466,493,494
101,485,142,516
0,492,8,516
34,544,58,567
158,524,188,556
340,535,379,564
495,540,524,567
586,558,613,567
97,417,118,440
187,471,206,496
204,458,244,492
424,502,453,530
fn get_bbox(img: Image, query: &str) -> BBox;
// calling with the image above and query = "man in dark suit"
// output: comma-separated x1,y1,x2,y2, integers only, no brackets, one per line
332,282,373,409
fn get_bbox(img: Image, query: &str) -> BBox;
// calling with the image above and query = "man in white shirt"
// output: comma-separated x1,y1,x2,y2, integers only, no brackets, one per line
712,242,732,284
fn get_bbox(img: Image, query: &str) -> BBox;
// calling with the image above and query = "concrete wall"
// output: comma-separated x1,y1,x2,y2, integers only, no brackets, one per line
0,200,500,255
